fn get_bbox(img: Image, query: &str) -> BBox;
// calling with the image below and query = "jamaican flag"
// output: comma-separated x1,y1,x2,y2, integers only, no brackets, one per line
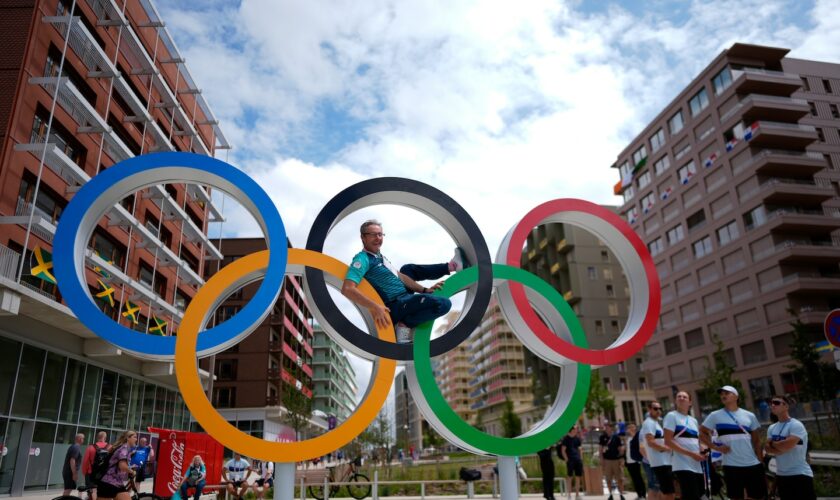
149,315,167,336
121,300,139,325
30,246,56,284
95,279,115,307
93,251,112,279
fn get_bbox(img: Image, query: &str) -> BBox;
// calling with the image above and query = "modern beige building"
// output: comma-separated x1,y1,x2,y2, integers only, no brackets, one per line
612,43,840,417
312,324,358,424
520,221,656,426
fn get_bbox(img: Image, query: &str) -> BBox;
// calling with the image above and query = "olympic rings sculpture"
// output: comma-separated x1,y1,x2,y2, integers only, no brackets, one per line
53,152,660,461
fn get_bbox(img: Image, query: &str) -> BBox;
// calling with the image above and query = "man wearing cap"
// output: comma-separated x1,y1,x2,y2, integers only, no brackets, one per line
699,385,766,500
765,395,814,500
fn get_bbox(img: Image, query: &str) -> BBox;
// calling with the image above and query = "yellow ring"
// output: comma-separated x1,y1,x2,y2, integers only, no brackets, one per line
175,248,396,461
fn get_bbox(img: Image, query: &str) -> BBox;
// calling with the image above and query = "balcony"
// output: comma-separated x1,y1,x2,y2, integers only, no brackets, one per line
738,177,835,205
746,121,818,149
748,150,826,177
759,207,840,232
267,367,280,380
143,186,223,260
268,339,281,352
266,395,279,406
556,238,572,253
0,198,58,244
87,251,183,318
774,240,840,265
32,76,108,134
732,67,803,96
762,272,840,293
721,94,809,126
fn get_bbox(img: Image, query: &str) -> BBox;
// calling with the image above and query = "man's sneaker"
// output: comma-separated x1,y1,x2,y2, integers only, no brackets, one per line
449,247,469,273
395,323,414,343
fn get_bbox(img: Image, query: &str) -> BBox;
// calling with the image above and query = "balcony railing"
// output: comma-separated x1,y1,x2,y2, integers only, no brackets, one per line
0,243,21,281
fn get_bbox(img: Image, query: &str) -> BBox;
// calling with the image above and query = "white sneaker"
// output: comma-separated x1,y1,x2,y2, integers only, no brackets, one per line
449,247,469,272
395,323,414,343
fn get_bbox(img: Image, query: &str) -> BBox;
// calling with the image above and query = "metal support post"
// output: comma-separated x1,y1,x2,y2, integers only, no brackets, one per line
497,456,520,500
274,462,295,500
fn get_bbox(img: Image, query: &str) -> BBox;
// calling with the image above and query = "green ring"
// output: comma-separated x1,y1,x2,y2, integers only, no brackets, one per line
411,264,591,456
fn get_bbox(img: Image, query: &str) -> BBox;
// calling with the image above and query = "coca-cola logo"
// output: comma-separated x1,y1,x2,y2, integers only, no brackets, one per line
166,441,185,494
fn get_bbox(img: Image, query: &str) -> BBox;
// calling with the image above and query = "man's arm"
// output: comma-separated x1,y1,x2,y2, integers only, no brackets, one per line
148,447,154,462
766,435,800,454
664,429,704,462
70,458,77,479
700,425,730,454
398,273,427,293
222,465,229,483
644,432,669,453
750,429,764,462
341,280,391,328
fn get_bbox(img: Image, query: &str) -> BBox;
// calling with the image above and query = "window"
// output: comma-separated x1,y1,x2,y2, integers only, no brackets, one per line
678,161,696,184
618,361,625,373
641,192,655,212
637,170,652,189
601,249,610,262
824,79,833,93
669,110,685,135
648,237,664,256
587,266,597,280
685,328,704,349
741,341,768,365
608,302,619,316
619,378,628,390
595,320,604,335
606,284,615,297
689,87,710,116
603,268,613,280
692,236,713,258
666,224,685,245
633,146,648,167
215,360,238,380
175,290,190,311
743,205,767,230
809,102,818,116
716,220,739,245
817,128,825,142
664,336,682,355
650,128,666,152
619,160,632,179
831,104,840,119
654,156,671,175
801,77,810,91
611,320,620,333
18,175,65,224
712,67,733,95
603,377,612,390
213,387,236,408
90,230,126,268
686,209,706,231
30,108,84,165
622,185,636,204
639,377,648,390
674,142,691,160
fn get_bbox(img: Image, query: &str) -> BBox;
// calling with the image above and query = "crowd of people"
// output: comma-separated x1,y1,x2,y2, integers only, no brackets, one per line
61,432,275,500
541,386,814,500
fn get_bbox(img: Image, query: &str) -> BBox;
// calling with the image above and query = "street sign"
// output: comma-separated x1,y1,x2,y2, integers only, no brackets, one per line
824,309,840,349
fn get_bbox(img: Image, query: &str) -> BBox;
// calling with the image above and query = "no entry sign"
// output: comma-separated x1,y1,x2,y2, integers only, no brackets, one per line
824,309,840,349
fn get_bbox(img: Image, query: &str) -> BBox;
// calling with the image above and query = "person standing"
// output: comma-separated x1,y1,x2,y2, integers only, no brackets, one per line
82,431,109,500
63,433,85,496
97,431,138,500
600,422,625,500
663,392,705,500
625,423,647,499
559,426,583,498
641,402,673,500
765,395,815,500
537,445,556,500
129,437,154,483
699,385,766,500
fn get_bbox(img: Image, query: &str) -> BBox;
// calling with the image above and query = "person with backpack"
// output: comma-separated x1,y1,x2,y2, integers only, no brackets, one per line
251,459,274,500
97,431,138,500
625,423,647,499
699,385,766,500
765,394,815,500
664,391,705,500
178,455,207,500
82,432,109,500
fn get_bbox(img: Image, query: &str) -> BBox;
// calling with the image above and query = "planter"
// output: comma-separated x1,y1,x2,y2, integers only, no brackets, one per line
583,465,603,495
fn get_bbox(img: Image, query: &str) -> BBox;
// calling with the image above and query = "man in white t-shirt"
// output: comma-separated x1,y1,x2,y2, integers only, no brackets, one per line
251,460,274,500
223,453,252,500
765,394,814,500
663,391,705,500
640,401,673,500
699,385,765,500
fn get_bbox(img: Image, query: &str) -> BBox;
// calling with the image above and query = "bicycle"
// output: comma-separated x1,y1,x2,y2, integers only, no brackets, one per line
307,457,371,500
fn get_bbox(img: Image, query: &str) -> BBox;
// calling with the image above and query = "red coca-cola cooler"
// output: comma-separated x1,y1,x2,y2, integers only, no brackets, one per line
147,427,224,499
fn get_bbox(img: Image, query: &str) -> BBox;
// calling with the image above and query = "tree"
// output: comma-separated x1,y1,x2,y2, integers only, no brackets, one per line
585,371,616,423
500,397,522,438
788,314,840,433
699,335,744,412
281,385,312,441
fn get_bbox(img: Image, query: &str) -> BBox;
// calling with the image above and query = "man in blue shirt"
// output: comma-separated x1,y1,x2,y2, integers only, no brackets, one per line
342,220,468,342
130,437,154,483
699,385,766,500
765,394,814,500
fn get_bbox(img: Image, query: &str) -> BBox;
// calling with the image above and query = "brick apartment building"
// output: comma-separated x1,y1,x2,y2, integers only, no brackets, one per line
0,0,228,494
612,43,840,417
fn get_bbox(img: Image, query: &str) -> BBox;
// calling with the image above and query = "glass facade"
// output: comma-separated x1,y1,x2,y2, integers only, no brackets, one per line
0,336,191,494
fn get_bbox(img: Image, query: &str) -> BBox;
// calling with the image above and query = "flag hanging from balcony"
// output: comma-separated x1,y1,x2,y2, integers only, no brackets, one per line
95,279,115,307
681,170,694,185
150,315,167,336
725,138,739,152
30,246,56,284
703,151,720,168
93,251,112,279
643,199,655,214
628,209,639,224
660,186,673,200
122,300,139,325
743,122,760,141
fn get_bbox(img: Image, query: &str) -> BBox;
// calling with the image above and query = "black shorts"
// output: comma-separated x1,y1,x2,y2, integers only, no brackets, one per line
776,474,815,500
565,459,583,477
63,472,76,491
85,474,97,489
229,480,244,488
723,464,767,500
255,478,273,488
674,470,705,500
652,465,675,494
133,465,146,482
97,481,128,498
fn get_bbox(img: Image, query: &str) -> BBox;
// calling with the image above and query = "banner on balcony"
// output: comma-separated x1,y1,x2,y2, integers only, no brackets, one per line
122,300,139,324
150,315,168,336
95,279,115,307
30,246,56,284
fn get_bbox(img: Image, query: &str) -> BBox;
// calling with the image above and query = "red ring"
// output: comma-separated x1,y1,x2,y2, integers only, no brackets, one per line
504,199,660,365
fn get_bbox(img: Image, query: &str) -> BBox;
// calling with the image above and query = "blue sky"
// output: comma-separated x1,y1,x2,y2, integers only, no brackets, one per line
153,0,839,403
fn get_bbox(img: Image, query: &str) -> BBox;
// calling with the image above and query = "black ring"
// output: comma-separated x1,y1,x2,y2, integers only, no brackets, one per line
304,177,492,361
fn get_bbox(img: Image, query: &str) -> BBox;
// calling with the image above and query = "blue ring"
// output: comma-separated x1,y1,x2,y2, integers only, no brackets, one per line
53,152,287,359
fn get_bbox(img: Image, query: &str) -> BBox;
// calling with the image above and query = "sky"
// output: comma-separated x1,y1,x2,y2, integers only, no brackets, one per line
153,0,840,414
